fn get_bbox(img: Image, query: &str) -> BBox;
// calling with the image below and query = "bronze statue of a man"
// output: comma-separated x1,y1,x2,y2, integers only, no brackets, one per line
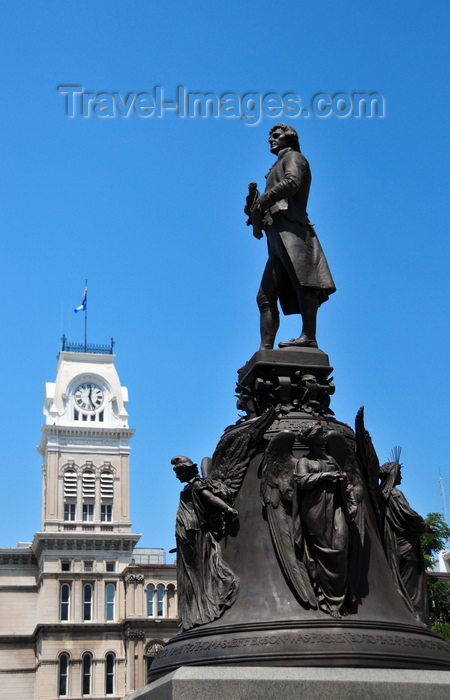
250,124,336,349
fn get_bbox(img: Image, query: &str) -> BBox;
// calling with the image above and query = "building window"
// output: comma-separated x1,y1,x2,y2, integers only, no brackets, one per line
74,409,79,420
147,584,154,616
99,411,104,422
81,653,92,696
64,503,76,521
105,653,115,695
82,414,88,421
101,504,112,522
100,471,114,499
63,469,77,498
105,583,115,621
82,470,95,498
83,583,93,621
61,560,71,572
84,560,94,572
60,584,70,621
157,584,164,617
82,503,94,522
100,471,113,524
106,562,115,572
58,653,69,696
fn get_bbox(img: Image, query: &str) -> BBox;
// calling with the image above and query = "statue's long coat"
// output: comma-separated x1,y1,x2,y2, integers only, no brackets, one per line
263,147,336,315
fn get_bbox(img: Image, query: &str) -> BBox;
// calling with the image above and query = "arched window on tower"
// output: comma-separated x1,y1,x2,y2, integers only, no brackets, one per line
58,652,69,696
105,652,115,695
64,469,77,498
63,469,77,521
82,470,95,522
82,470,95,498
100,471,114,499
81,652,92,696
100,470,114,523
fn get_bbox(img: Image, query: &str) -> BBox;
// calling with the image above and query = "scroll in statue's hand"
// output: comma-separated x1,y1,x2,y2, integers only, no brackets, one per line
255,192,274,212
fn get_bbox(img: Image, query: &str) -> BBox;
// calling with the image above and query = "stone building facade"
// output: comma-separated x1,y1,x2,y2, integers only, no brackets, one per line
0,343,178,699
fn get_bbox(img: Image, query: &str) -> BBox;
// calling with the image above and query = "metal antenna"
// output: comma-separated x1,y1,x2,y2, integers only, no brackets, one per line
439,469,448,524
84,278,88,352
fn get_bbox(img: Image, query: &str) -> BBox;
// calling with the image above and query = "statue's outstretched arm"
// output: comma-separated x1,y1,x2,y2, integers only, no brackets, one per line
200,488,238,516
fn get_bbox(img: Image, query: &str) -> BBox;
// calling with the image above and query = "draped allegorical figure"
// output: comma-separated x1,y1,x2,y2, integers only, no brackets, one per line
293,423,357,617
174,463,239,630
379,460,433,626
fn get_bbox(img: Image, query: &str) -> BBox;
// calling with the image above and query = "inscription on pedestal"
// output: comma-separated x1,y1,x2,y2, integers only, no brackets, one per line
155,630,450,660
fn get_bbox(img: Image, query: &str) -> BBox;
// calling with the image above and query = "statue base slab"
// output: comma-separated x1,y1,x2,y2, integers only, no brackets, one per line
124,666,450,700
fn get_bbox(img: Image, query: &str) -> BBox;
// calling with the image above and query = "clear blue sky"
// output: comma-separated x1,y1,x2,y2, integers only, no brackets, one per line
0,1,449,558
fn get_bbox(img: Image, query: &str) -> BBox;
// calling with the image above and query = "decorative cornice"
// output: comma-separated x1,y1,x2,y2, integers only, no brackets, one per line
41,426,135,438
125,574,145,585
38,425,135,455
32,531,141,558
34,622,122,636
0,549,37,566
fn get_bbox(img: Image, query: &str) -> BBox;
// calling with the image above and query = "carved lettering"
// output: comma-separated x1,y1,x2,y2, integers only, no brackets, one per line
154,631,450,660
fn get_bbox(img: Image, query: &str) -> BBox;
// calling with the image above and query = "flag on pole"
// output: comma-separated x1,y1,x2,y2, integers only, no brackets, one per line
74,287,87,313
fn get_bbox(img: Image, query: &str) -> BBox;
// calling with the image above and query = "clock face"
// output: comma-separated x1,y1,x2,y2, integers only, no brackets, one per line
74,382,104,411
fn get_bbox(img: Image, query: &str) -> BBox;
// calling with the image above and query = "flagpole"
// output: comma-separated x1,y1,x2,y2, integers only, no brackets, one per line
84,278,88,352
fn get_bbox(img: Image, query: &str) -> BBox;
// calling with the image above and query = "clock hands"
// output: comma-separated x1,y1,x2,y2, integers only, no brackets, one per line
75,383,103,411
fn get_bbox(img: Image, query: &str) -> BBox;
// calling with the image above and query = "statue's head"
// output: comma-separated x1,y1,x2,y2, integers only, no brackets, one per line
171,455,199,482
380,461,402,484
379,461,402,498
269,123,300,153
298,422,325,447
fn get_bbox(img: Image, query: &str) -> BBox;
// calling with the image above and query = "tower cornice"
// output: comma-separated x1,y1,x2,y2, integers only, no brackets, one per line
38,425,135,455
32,531,141,559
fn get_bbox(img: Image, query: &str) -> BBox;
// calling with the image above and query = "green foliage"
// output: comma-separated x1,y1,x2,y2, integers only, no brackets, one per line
421,512,450,569
431,623,450,644
427,576,450,625
422,513,450,631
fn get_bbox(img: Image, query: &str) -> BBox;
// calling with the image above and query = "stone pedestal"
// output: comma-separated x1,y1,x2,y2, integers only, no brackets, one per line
124,666,450,700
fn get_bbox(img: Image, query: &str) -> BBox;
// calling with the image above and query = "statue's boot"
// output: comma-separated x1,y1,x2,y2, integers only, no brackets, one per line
278,289,318,348
278,336,318,348
258,304,279,350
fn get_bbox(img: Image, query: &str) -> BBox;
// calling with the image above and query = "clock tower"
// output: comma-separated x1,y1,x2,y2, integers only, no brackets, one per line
38,338,134,534
0,338,178,700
